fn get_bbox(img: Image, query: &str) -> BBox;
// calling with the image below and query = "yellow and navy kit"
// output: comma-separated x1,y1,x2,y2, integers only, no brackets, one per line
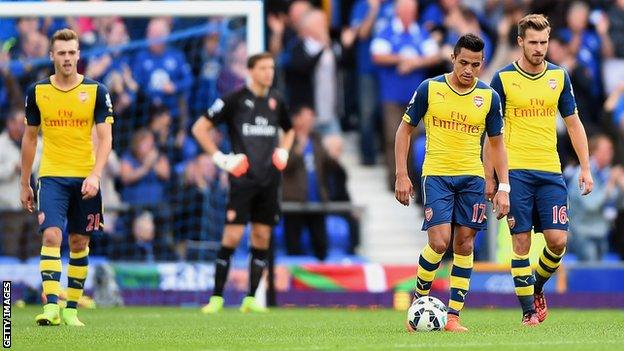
25,76,114,178
403,74,503,177
490,61,577,174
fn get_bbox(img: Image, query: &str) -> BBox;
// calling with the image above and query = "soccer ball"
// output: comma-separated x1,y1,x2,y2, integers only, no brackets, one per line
406,296,448,331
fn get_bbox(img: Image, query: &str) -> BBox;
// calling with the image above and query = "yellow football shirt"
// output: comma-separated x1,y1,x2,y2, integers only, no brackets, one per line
490,61,577,173
25,76,114,178
403,74,503,177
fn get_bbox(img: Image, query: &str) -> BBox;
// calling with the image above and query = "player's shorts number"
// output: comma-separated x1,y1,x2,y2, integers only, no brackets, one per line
86,213,101,232
552,206,568,225
471,204,487,224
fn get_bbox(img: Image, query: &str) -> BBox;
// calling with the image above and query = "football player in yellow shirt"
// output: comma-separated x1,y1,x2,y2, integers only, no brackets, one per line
21,28,114,327
396,34,509,332
487,14,593,325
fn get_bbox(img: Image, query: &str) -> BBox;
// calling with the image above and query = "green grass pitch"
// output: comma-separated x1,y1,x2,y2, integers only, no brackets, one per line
10,306,624,350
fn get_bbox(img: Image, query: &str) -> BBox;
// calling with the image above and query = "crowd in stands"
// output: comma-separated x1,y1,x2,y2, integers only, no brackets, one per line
1,0,624,263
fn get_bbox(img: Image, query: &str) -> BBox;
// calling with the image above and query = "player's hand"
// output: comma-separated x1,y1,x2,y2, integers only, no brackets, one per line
20,183,34,213
492,190,510,220
81,174,100,200
485,176,497,202
395,174,414,206
212,151,249,177
272,148,289,171
579,167,594,195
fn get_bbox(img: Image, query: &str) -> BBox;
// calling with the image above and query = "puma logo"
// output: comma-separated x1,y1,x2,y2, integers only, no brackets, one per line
72,279,84,288
435,92,446,100
516,276,531,285
417,280,427,290
215,259,228,266
457,290,466,299
512,82,522,89
253,259,266,267
41,272,55,279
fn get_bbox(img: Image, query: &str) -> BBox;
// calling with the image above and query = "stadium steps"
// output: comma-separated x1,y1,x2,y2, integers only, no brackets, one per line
341,132,427,264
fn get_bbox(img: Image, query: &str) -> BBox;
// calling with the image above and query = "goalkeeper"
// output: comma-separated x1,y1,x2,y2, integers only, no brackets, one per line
192,52,294,313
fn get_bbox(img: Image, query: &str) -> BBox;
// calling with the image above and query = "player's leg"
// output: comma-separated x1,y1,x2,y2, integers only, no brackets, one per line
203,183,252,314
445,176,486,332
61,178,102,326
240,181,281,312
414,176,454,298
202,224,246,314
63,234,90,326
239,222,271,313
508,171,539,325
445,225,477,332
533,172,569,322
35,177,70,326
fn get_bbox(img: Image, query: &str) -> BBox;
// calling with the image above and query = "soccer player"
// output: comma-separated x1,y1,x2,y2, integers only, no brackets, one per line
396,34,510,332
487,14,593,325
20,28,114,326
192,52,295,313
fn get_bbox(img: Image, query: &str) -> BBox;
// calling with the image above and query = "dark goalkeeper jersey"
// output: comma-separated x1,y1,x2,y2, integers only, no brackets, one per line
204,86,292,186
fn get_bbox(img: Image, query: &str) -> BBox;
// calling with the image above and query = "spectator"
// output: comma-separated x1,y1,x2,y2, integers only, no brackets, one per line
133,18,193,135
371,0,440,190
0,109,41,260
282,106,330,260
191,26,223,118
568,135,623,262
323,134,360,254
606,0,624,58
10,30,50,92
131,211,156,262
148,104,185,165
120,128,170,206
120,128,174,260
216,40,247,96
548,34,600,136
604,82,624,132
349,0,394,165
286,9,343,136
558,1,611,98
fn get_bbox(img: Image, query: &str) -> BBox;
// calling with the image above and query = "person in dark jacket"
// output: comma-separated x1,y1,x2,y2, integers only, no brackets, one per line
282,106,330,260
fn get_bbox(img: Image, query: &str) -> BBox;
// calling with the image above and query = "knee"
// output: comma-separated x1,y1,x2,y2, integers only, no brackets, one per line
251,230,270,247
69,235,90,252
455,240,474,256
512,236,531,256
548,235,567,255
428,239,448,255
42,228,62,247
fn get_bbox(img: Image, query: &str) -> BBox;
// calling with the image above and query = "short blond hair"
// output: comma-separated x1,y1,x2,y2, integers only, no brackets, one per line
517,14,550,38
50,28,79,49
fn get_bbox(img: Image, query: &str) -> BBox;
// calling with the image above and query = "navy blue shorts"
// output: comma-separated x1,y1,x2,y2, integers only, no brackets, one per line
507,170,568,234
37,177,103,235
421,175,487,231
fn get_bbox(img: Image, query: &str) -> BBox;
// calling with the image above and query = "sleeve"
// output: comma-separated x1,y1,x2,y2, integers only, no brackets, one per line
402,80,429,126
489,73,506,114
486,90,504,137
94,83,114,124
203,94,233,125
24,84,41,126
370,30,392,55
558,69,578,118
278,97,292,132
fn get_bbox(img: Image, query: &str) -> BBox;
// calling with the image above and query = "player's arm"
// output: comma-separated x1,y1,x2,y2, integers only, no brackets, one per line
192,97,248,177
83,84,114,200
273,99,295,171
559,69,593,195
484,73,507,200
485,91,509,219
564,114,592,195
395,81,428,206
20,85,40,212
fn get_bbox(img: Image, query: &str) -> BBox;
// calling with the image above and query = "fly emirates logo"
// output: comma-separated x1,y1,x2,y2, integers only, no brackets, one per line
432,111,481,135
242,116,276,137
512,98,556,118
44,109,89,128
